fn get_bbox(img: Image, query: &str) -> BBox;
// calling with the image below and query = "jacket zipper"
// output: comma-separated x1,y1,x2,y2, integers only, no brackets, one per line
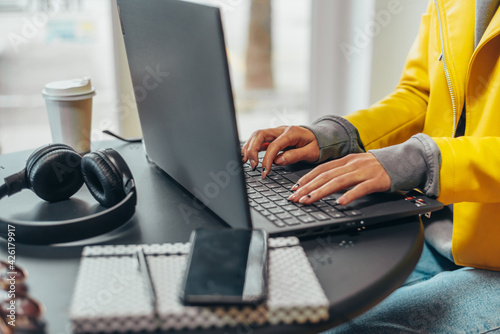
434,0,458,137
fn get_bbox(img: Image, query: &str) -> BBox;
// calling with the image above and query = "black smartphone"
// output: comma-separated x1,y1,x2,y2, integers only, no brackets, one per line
180,228,268,306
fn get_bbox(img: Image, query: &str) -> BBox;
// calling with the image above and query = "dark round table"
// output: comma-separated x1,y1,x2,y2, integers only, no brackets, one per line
0,141,424,334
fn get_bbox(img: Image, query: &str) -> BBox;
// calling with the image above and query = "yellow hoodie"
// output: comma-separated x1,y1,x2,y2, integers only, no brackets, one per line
345,0,500,270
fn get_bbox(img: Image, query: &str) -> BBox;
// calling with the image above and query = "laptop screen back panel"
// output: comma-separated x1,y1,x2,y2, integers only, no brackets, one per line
118,0,252,229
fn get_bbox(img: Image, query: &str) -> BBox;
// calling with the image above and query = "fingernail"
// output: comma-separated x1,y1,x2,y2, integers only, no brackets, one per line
251,159,257,170
288,193,296,201
291,183,300,191
275,156,285,165
261,167,267,179
299,195,310,204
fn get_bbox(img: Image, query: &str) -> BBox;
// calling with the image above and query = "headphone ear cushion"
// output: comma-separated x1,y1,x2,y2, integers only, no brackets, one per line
26,144,84,202
81,151,126,207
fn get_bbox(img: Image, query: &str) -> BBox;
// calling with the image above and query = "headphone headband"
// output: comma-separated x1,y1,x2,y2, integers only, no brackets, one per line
0,191,136,245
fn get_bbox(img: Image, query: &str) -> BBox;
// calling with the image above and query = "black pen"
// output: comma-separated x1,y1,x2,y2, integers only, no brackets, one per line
135,245,158,314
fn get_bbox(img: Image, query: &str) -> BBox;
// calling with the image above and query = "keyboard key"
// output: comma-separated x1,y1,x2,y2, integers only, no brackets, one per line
324,199,338,206
279,192,292,198
274,199,289,206
325,207,339,213
290,210,306,217
282,205,297,211
333,205,351,211
248,176,262,183
254,205,265,212
303,206,320,213
268,195,282,202
327,211,346,219
310,212,331,221
283,218,301,226
260,210,271,216
277,212,292,219
261,190,275,197
269,207,284,214
298,216,316,224
261,202,276,209
283,173,300,183
323,195,338,201
254,198,269,204
271,219,286,228
344,210,362,216
248,193,262,199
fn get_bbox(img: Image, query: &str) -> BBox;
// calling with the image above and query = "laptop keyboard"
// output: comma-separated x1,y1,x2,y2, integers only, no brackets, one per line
243,163,362,228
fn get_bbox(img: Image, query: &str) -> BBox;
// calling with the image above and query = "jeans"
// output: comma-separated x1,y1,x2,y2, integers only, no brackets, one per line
322,241,500,334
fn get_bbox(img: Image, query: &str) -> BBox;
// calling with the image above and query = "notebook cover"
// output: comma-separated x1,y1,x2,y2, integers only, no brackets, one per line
69,237,329,333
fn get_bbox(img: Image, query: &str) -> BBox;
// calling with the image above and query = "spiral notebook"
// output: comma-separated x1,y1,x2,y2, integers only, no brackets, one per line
69,237,329,333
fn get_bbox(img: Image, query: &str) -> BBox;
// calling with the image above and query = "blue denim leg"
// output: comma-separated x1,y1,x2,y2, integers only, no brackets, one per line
322,242,500,334
403,241,461,287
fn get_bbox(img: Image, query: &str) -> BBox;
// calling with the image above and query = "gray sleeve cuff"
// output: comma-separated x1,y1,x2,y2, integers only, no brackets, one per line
302,115,365,163
369,133,441,197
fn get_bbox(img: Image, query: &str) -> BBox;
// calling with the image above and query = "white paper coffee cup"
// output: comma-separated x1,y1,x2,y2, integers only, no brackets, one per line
42,77,96,154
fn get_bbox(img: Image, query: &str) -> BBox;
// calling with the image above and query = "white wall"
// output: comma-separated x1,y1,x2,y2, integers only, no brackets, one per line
369,0,428,104
309,0,428,121
310,0,376,120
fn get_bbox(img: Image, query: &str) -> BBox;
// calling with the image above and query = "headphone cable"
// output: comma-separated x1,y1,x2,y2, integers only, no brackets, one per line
0,184,8,200
102,130,142,143
1,170,26,199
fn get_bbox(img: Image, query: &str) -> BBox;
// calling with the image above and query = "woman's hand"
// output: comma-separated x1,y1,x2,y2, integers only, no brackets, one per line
241,126,320,178
287,153,391,205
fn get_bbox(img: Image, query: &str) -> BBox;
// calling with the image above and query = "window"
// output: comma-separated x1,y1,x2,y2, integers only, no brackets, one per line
0,0,311,153
209,0,311,139
0,0,116,154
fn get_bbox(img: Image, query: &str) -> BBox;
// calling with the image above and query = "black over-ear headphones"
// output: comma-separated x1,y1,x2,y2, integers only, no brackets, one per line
0,144,137,245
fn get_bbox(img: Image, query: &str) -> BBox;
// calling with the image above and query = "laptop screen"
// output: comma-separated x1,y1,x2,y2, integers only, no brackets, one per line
117,0,252,229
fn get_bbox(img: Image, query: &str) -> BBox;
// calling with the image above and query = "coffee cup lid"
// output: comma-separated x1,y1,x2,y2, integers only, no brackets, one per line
42,77,96,101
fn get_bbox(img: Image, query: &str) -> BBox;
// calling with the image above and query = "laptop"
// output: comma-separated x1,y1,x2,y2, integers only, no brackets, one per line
116,0,443,237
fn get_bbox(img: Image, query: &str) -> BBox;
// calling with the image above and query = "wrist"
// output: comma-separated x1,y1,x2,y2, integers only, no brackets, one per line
369,133,441,197
302,115,364,163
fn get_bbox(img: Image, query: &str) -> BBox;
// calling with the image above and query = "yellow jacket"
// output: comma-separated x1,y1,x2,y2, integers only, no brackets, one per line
345,0,500,270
